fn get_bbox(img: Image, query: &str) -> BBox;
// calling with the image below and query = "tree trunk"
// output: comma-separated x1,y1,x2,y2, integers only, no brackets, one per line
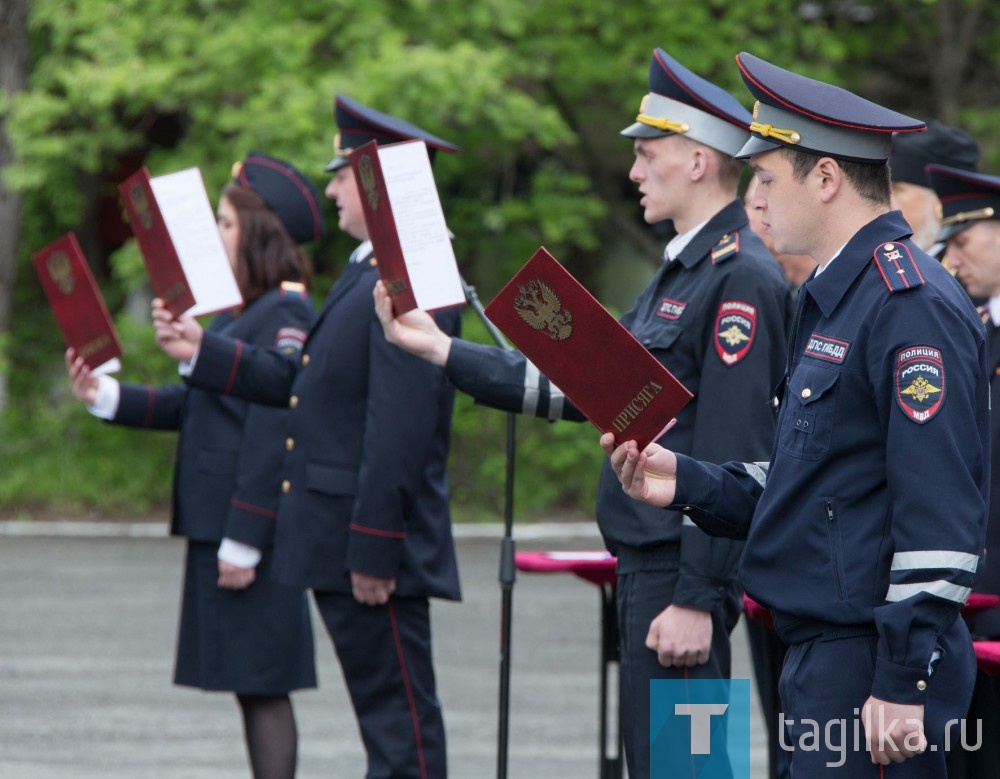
0,0,30,413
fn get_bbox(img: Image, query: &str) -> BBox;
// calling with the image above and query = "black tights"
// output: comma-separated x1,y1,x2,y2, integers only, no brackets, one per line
236,693,297,779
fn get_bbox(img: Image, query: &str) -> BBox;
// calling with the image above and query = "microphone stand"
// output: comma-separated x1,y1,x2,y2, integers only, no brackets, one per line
461,276,516,779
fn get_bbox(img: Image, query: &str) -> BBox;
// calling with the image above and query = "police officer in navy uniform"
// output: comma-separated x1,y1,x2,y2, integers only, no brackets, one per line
373,48,790,779
606,53,988,777
68,152,322,779
926,165,1000,779
152,97,462,779
888,120,979,257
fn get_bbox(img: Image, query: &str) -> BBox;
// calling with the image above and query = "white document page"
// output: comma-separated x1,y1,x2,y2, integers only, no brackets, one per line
379,141,465,311
92,357,122,376
149,167,243,317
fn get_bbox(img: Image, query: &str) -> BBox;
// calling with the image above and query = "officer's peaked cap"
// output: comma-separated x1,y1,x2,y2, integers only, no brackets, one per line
325,94,460,172
890,120,979,187
233,152,327,244
621,48,751,158
734,52,925,163
925,165,1000,242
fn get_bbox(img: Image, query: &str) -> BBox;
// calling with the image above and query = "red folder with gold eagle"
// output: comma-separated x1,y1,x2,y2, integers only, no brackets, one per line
349,139,465,315
484,247,693,450
33,232,123,373
119,166,197,316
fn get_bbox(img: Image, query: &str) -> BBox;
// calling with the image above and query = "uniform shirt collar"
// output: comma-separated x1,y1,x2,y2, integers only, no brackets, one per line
802,211,913,318
664,218,710,263
349,239,373,264
670,199,750,268
988,296,1000,327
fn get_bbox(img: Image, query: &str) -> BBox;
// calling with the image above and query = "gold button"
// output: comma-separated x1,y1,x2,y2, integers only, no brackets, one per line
302,354,310,367
916,680,927,691
281,480,291,493
286,438,295,451
801,388,812,399
290,395,299,408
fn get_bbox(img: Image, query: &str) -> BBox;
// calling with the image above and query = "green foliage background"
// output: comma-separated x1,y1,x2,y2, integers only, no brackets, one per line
2,0,998,520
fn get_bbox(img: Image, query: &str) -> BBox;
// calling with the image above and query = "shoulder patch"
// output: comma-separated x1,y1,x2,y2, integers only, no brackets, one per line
280,281,307,300
275,326,307,355
894,345,945,424
711,232,740,265
714,300,756,366
874,242,925,293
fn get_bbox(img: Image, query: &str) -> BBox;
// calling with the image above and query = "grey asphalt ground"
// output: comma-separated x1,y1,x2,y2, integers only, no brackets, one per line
0,520,768,778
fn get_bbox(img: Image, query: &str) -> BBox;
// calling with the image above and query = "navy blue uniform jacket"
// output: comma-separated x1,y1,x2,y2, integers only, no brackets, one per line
187,251,462,600
672,211,989,703
111,286,314,549
446,200,789,612
969,319,1000,638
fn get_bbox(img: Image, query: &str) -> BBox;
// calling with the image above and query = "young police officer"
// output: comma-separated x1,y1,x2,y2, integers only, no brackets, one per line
605,53,988,777
375,48,790,778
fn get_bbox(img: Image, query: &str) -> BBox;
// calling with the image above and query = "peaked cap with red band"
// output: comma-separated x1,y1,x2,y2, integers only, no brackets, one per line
234,152,327,245
325,94,459,172
621,48,751,157
926,165,1000,242
734,52,925,163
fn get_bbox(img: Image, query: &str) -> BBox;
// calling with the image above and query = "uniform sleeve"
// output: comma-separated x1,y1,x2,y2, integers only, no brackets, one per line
186,329,300,407
867,294,988,704
672,454,768,541
674,264,788,611
111,382,187,430
445,338,587,423
344,308,461,578
222,298,313,549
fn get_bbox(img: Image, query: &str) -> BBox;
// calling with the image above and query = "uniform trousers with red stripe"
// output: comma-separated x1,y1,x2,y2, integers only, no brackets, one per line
314,592,446,779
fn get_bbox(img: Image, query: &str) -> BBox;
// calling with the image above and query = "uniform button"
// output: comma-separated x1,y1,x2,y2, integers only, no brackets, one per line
281,480,291,493
916,680,927,691
302,354,310,367
801,388,812,399
286,437,294,451
290,395,299,408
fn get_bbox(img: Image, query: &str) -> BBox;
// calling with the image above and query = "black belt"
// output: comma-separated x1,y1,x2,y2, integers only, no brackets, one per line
614,543,681,574
770,608,877,645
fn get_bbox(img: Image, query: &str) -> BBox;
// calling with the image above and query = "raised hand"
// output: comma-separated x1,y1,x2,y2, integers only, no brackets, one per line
600,433,678,507
65,349,100,405
151,298,203,362
372,281,452,366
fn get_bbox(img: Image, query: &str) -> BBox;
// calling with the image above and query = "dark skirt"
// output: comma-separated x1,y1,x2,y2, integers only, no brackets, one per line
174,541,317,694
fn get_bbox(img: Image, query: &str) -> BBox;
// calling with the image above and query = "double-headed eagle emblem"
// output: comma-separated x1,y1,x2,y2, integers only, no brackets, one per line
513,279,573,341
718,325,750,347
358,154,378,211
901,375,941,404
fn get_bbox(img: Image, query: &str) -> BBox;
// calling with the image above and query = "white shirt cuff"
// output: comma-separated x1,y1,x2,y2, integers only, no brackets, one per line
178,343,200,377
88,376,121,420
217,538,262,569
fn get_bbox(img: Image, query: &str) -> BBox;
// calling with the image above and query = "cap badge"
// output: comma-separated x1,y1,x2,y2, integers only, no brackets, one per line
514,279,573,341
